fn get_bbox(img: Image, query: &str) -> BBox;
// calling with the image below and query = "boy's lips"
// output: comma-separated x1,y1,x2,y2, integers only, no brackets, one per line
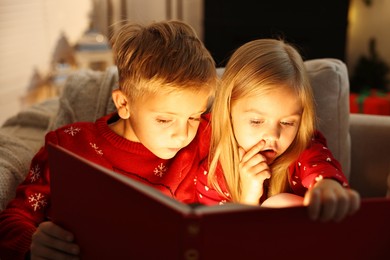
168,148,181,153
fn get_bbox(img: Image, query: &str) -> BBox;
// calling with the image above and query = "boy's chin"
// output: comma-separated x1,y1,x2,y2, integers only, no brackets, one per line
154,150,180,160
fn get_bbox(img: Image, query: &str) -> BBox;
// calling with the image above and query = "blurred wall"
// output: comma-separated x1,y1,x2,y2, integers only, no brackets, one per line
347,0,390,84
1,0,389,125
0,0,203,125
0,0,92,125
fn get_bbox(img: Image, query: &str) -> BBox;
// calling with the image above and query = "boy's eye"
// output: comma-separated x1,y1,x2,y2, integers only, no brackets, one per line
189,117,201,122
156,119,172,124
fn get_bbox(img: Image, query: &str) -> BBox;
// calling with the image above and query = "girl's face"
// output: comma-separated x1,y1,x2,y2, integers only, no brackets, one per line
126,90,209,159
231,87,302,164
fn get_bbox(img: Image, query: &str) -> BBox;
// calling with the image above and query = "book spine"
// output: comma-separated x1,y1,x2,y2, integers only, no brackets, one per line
181,214,202,260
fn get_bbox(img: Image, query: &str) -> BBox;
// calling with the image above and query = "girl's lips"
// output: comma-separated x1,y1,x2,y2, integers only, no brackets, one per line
260,150,277,163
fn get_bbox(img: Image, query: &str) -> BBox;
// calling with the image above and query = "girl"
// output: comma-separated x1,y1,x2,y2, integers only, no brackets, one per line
197,39,360,222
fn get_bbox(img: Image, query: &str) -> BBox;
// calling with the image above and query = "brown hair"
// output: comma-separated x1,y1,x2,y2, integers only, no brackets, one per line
110,20,217,103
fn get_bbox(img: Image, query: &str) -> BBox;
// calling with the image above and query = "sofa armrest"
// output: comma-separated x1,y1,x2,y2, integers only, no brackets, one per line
349,113,390,198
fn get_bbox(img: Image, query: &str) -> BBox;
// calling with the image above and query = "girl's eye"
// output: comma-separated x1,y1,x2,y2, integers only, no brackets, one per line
250,120,264,126
281,121,295,126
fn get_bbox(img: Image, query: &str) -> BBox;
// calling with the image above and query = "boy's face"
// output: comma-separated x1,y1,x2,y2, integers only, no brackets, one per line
126,90,209,159
230,87,302,164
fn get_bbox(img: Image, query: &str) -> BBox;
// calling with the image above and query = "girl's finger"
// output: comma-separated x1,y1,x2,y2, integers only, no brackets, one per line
305,189,321,220
241,140,266,163
348,189,361,215
238,147,245,161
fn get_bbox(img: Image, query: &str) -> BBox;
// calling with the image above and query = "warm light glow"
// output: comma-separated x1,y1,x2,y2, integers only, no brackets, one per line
348,0,357,27
96,34,105,43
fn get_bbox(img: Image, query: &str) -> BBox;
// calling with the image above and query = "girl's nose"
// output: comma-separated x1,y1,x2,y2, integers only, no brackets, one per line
262,125,280,142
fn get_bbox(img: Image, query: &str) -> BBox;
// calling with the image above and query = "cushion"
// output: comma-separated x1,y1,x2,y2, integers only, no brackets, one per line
305,59,350,179
49,66,118,131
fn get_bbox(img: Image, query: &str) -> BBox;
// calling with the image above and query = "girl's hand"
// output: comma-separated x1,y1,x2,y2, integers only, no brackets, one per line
303,179,361,222
31,221,80,260
261,193,304,208
238,140,271,205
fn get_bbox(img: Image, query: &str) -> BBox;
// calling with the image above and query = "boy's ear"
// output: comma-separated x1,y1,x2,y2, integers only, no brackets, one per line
112,89,130,119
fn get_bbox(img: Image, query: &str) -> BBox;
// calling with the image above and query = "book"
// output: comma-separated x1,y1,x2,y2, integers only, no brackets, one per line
48,143,390,260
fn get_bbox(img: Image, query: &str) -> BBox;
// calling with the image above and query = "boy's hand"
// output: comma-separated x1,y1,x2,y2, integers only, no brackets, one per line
303,179,361,222
238,140,271,205
31,221,80,260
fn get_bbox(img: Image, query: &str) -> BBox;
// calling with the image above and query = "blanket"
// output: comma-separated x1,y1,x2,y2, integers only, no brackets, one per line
0,66,118,210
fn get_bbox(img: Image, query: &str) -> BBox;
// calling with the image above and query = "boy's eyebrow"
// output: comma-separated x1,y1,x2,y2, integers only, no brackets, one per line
152,109,207,116
194,109,208,115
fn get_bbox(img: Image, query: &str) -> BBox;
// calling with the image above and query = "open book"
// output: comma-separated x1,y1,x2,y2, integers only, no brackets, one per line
48,143,390,260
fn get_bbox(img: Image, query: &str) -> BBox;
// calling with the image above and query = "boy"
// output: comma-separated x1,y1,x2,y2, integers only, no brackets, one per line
0,20,217,259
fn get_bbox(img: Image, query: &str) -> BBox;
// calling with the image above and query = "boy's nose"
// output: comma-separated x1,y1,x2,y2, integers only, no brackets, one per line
173,123,189,142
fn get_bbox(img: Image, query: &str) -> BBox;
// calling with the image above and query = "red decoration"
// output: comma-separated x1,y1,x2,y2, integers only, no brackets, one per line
350,90,390,115
363,96,390,115
349,93,359,113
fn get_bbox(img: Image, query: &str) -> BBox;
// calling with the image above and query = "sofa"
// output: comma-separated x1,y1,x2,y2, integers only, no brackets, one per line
1,59,389,211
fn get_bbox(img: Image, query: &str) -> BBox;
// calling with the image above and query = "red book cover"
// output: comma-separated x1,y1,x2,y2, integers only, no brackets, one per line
48,143,390,260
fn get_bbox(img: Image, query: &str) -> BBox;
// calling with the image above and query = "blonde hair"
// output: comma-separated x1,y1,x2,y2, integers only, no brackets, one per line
208,39,316,202
110,20,217,103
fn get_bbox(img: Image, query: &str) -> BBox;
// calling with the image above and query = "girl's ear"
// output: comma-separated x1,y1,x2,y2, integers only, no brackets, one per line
112,89,130,119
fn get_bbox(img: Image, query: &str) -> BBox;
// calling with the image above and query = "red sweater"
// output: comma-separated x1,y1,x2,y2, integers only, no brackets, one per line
196,131,349,205
0,113,211,260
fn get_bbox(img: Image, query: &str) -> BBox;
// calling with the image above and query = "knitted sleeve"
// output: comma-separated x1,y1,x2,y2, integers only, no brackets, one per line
0,131,59,260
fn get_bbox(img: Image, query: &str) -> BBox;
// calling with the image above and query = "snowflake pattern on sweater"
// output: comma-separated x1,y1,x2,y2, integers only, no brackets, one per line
28,164,41,183
27,193,47,211
154,163,167,177
64,126,81,136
